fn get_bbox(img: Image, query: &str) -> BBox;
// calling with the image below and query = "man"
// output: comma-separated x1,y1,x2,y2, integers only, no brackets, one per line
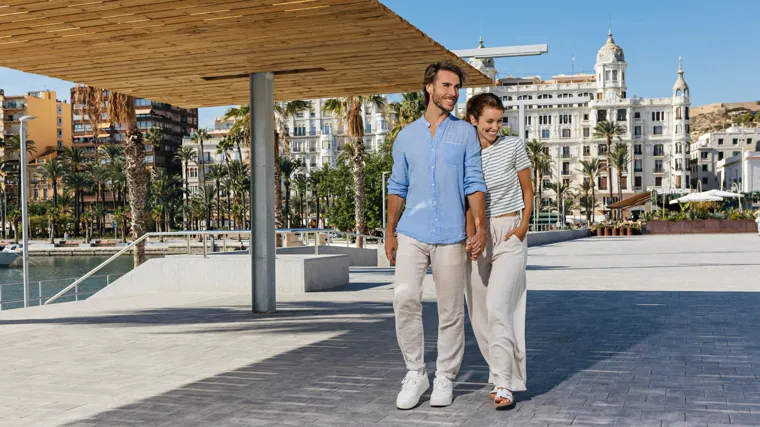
385,60,487,410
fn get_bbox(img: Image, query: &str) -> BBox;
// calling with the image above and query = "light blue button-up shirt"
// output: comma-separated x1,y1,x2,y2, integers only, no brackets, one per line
387,115,486,245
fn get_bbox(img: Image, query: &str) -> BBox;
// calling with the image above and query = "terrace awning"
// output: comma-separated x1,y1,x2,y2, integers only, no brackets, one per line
607,192,652,210
0,0,491,107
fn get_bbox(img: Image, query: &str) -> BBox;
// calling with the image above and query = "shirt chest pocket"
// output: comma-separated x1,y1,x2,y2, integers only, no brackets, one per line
440,141,465,165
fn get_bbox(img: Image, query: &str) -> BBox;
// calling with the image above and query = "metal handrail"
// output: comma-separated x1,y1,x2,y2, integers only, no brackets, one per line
43,228,381,306
0,273,124,311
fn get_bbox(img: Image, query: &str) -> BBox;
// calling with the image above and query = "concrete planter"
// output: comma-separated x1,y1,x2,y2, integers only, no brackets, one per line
604,227,611,236
645,219,756,234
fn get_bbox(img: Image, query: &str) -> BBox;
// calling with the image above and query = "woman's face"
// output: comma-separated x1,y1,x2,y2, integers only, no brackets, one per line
469,106,504,145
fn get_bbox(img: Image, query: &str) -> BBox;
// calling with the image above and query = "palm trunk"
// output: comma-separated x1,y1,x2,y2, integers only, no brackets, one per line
284,182,291,228
274,131,283,228
591,185,597,223
215,179,221,228
48,216,54,244
352,138,366,249
52,181,58,208
315,184,320,228
124,127,149,267
182,162,188,230
607,137,614,217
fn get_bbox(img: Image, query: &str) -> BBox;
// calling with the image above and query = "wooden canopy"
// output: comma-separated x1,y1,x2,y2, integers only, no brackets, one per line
0,0,492,108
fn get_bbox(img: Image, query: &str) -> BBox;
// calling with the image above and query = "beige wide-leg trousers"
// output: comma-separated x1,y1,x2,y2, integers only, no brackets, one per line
465,216,527,391
393,234,467,380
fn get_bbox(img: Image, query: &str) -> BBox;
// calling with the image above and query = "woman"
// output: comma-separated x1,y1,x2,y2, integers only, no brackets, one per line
754,208,760,236
464,93,533,408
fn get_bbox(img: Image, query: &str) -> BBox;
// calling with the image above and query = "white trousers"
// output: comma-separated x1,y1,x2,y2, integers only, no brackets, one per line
465,216,527,391
393,234,467,380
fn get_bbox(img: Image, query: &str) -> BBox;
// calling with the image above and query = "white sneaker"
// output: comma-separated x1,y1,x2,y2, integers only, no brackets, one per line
396,371,429,410
429,376,454,407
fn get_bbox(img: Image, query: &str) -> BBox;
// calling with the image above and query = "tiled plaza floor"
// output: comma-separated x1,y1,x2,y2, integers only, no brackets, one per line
1,234,759,427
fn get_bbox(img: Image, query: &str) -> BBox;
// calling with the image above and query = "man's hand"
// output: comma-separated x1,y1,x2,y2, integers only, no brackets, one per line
385,233,398,266
504,225,528,242
468,227,486,260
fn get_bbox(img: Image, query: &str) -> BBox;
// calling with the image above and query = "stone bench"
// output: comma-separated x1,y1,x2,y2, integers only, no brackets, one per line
276,254,349,293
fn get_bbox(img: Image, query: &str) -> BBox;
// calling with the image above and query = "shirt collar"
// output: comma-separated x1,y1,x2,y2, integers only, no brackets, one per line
420,113,452,128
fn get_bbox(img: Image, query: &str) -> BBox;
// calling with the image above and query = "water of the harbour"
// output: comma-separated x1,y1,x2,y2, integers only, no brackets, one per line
0,255,163,311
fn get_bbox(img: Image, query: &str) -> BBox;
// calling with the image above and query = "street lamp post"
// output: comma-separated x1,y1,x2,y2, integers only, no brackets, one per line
19,115,36,308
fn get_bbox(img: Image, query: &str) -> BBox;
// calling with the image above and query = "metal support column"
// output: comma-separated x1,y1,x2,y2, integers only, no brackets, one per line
250,73,276,313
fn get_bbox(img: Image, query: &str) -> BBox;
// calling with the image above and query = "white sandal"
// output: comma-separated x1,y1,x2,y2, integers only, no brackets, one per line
489,386,497,400
494,388,513,408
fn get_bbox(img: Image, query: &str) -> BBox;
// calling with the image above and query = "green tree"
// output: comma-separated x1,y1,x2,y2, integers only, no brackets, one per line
174,146,197,229
387,91,426,144
37,158,65,207
593,120,625,207
609,142,631,202
578,158,605,223
322,95,385,247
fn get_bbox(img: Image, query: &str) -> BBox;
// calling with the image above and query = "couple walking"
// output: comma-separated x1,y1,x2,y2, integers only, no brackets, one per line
385,61,534,410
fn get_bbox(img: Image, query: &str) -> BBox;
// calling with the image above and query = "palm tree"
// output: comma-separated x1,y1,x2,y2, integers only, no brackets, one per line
322,95,385,247
174,146,197,229
593,120,625,207
308,168,324,228
108,90,150,267
37,158,65,207
576,180,597,224
216,136,234,166
578,158,604,223
525,139,548,201
609,142,631,203
387,92,426,144
293,173,308,227
207,164,225,227
545,181,571,224
4,135,37,157
279,158,302,228
191,128,210,190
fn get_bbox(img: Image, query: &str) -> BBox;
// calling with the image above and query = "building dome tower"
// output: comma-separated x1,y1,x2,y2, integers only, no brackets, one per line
594,30,627,101
672,57,691,189
466,37,498,100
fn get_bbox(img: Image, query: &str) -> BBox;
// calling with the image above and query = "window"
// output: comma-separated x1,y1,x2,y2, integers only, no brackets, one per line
700,152,708,160
748,138,753,146
676,107,682,120
634,159,642,172
563,178,570,187
539,115,552,125
634,112,641,119
718,138,724,145
675,159,683,171
702,177,708,185
675,125,681,134
598,176,608,190
144,144,153,152
612,70,618,82
57,117,63,126
617,109,627,121
733,138,738,145
653,126,663,135
525,116,532,125
43,188,48,200
597,110,607,121
620,176,627,190
676,143,682,154
598,144,608,155
310,110,316,118
635,176,642,189
652,111,665,121
733,151,741,157
583,146,590,156
654,160,663,172
583,114,589,121
655,177,663,187
634,126,642,137
542,179,551,189
57,129,63,138
583,128,590,138
685,107,690,119
311,125,316,136
718,152,724,161
541,129,550,139
562,147,570,158
33,188,39,200
561,129,571,138
634,144,642,155
653,144,664,156
702,164,708,172
559,114,572,124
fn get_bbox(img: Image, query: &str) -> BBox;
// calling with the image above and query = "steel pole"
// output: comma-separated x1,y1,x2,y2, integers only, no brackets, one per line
19,116,35,308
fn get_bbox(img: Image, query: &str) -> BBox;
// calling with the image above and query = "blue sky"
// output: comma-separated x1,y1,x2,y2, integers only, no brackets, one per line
1,0,758,128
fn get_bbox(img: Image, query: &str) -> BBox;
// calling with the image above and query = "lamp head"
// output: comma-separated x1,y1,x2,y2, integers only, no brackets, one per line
19,115,37,122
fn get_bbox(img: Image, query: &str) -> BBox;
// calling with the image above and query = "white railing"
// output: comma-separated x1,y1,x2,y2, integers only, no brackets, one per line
41,228,381,307
0,273,125,311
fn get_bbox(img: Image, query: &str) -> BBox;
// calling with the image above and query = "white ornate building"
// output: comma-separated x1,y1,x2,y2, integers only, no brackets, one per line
467,32,691,211
690,126,760,191
281,98,389,174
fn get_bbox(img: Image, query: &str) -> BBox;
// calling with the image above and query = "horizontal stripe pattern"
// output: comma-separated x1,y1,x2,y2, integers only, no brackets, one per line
481,136,531,218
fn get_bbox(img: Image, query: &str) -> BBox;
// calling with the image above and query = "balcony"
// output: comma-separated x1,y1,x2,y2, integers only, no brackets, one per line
654,168,664,173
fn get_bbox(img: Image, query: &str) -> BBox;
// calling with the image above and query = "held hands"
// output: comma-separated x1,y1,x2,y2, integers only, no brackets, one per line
385,233,398,266
504,225,528,243
465,227,486,260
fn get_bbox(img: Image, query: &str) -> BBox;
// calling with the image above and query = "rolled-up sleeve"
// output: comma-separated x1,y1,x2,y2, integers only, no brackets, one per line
463,128,486,195
387,139,409,198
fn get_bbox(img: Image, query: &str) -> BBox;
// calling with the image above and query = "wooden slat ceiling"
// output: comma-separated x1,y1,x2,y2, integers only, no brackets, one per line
0,0,492,108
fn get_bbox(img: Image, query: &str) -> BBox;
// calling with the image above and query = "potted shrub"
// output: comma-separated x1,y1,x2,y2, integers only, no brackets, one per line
612,225,619,236
625,224,633,236
594,225,603,237
603,225,611,236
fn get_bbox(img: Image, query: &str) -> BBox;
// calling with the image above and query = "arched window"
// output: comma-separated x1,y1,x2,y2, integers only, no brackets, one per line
676,107,682,120
676,89,682,97
684,88,689,97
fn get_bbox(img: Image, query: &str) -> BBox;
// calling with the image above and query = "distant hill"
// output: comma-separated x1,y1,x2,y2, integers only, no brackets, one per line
690,101,760,140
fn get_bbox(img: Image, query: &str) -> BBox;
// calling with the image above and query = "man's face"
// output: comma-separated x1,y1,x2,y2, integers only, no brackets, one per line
426,70,461,113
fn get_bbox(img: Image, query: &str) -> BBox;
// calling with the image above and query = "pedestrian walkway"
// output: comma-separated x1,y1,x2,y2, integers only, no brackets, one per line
1,234,759,427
